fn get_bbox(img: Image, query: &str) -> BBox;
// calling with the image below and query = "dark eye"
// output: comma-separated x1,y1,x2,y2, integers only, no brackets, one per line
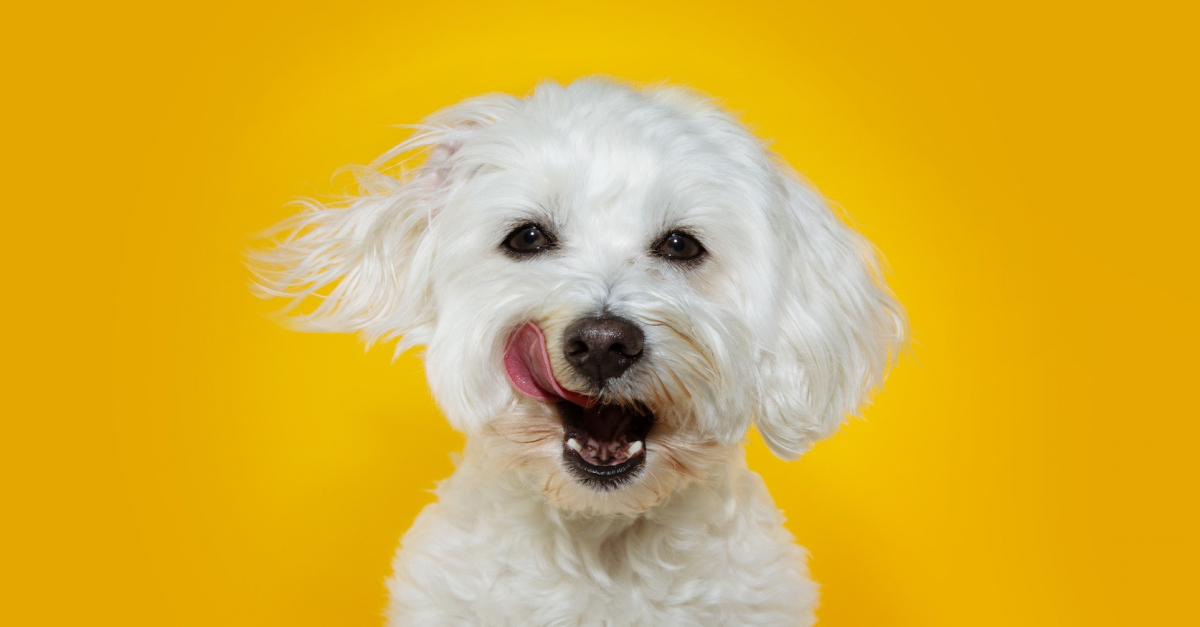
503,224,554,255
654,232,705,261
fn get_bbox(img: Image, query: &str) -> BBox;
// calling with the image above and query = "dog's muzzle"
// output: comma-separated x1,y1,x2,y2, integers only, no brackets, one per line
503,320,654,490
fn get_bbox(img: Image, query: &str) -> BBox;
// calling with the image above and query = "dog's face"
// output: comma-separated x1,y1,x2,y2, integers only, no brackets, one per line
253,79,904,515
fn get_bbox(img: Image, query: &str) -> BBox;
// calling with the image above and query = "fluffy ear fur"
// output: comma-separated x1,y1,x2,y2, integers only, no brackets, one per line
247,94,517,353
754,175,907,460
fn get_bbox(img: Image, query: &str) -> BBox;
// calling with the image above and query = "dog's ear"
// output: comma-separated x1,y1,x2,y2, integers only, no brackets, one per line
248,96,516,352
753,175,907,460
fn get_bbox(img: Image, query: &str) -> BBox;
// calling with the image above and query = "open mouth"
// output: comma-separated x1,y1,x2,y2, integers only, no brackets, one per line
558,401,652,488
504,322,653,489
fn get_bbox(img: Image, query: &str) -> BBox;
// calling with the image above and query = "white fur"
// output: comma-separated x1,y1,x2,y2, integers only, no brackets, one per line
250,78,905,626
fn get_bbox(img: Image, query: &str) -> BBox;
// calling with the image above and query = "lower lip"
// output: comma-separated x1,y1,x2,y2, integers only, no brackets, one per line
565,447,645,477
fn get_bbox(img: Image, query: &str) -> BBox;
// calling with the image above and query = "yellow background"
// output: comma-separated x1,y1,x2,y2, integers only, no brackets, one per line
4,1,1197,625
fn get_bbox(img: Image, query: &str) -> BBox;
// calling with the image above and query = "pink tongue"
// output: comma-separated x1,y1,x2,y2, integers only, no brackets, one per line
503,322,594,407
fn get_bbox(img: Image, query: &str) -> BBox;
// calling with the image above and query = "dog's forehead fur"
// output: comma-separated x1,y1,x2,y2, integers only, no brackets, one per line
440,87,774,238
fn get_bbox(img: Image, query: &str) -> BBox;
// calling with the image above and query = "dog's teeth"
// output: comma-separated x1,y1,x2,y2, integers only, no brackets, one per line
627,440,643,456
567,438,583,452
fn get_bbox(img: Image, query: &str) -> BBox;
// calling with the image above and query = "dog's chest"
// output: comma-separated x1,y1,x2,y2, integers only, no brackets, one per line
386,462,817,626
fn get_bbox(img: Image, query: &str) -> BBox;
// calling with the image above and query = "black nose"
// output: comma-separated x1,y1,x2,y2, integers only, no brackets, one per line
563,316,645,383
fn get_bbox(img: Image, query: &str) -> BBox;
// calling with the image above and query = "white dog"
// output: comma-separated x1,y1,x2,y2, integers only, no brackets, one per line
251,77,905,626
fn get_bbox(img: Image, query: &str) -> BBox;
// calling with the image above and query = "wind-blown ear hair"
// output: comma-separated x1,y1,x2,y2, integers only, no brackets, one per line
754,174,907,460
246,94,518,354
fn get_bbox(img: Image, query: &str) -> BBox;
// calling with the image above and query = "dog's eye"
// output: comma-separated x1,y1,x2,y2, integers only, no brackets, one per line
503,224,554,255
654,232,705,261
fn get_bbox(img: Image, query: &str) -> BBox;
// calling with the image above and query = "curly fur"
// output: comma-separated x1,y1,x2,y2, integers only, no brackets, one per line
250,77,905,626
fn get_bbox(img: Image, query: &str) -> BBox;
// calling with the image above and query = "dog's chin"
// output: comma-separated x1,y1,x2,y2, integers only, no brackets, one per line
556,400,654,491
483,393,726,517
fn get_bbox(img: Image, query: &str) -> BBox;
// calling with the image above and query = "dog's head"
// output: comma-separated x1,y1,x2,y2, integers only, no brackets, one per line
251,78,905,515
